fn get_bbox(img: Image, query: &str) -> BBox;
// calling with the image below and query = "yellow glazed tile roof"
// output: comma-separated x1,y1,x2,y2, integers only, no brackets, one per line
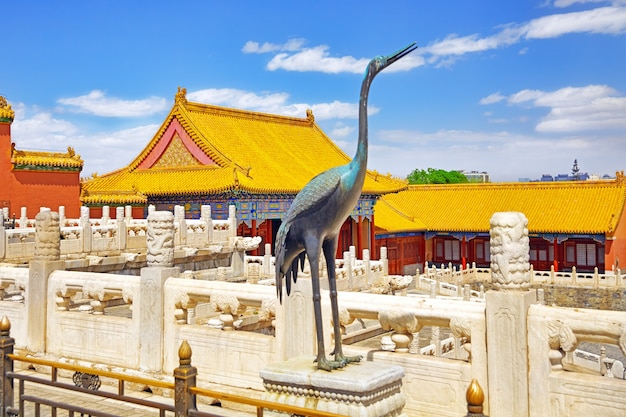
380,173,626,235
82,89,406,201
11,146,83,170
374,197,427,233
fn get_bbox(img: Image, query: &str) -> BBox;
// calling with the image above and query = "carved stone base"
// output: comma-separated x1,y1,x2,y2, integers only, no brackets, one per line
260,356,406,416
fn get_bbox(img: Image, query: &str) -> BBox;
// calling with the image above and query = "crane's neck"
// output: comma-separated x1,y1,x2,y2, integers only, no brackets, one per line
351,70,374,182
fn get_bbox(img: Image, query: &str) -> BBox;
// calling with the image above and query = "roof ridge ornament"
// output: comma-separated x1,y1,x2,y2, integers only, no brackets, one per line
175,86,188,105
306,109,314,124
616,170,625,186
0,95,15,122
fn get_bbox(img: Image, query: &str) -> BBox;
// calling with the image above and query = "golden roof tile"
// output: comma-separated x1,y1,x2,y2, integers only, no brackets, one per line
374,197,426,233
381,173,626,235
11,146,84,170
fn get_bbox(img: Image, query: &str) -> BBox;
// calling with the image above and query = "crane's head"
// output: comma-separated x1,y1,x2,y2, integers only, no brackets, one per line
367,42,418,79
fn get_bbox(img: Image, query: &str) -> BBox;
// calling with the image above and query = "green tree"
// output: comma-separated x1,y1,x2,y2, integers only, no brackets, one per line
407,168,469,184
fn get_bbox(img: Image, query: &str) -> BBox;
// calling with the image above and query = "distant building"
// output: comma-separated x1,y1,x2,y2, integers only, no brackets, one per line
461,170,490,183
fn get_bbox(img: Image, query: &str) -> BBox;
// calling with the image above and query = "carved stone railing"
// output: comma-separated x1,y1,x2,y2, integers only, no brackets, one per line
423,262,625,289
0,266,28,346
244,244,386,291
162,278,279,390
46,270,142,368
0,204,239,261
528,303,626,415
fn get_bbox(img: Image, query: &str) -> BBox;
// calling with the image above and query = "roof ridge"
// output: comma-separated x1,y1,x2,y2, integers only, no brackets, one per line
184,101,316,127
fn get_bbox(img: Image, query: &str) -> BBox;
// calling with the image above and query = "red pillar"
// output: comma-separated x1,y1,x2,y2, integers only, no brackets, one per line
356,216,363,254
461,236,467,269
553,237,559,272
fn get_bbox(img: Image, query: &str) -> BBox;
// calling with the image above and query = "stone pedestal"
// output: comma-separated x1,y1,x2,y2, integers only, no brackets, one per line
260,356,406,417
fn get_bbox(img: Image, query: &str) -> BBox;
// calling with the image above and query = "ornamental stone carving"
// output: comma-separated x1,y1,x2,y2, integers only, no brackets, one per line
34,210,61,261
259,297,277,322
546,320,577,352
489,212,531,290
146,211,175,267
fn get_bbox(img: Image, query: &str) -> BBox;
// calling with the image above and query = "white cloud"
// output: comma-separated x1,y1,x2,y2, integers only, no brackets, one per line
479,92,506,105
422,5,626,64
524,6,626,38
58,90,168,117
242,38,306,54
187,88,372,121
267,45,371,74
552,0,609,8
77,124,159,176
11,111,78,150
483,85,626,133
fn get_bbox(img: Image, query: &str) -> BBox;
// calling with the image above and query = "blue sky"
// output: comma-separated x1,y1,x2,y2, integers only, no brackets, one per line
3,0,626,182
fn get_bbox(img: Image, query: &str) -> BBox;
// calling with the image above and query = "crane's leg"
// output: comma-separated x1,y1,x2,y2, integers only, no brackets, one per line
323,238,362,366
308,244,345,371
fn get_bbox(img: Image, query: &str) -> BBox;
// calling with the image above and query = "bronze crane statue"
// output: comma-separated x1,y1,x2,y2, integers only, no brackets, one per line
275,43,417,371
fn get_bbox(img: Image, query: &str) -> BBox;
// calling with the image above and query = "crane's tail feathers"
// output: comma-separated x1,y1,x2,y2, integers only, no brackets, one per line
298,252,306,272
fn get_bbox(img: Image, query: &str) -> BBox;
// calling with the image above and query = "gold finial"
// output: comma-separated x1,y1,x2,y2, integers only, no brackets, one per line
466,378,485,414
0,96,15,122
175,86,188,105
178,339,192,366
0,316,11,335
306,109,314,123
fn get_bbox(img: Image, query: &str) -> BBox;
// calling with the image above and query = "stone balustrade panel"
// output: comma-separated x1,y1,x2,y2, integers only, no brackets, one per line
46,270,142,369
528,304,626,416
163,278,278,390
0,266,28,346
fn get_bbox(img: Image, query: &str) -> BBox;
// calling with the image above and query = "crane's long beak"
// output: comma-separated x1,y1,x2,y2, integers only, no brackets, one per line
386,42,418,66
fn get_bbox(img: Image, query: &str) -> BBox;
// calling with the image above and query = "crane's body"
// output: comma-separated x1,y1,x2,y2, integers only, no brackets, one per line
275,43,417,371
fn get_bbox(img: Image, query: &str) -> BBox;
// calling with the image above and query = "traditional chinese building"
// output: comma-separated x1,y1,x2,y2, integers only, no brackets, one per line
376,176,626,274
0,96,83,220
81,88,407,256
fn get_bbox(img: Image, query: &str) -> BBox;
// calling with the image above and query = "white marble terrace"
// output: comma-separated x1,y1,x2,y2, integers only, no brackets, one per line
1,208,625,416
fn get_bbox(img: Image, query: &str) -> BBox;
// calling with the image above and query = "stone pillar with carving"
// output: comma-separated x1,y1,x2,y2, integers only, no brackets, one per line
140,211,179,372
29,211,65,352
486,212,536,417
80,206,92,253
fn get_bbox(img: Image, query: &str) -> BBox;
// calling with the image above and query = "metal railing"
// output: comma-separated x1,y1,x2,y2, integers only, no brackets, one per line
0,317,343,417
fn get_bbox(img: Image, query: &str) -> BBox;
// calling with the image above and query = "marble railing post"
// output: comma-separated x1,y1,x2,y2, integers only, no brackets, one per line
28,211,65,352
19,207,27,228
140,211,179,372
263,243,272,277
124,205,132,225
174,205,187,246
343,250,353,288
80,206,92,253
200,205,213,244
486,212,535,417
58,206,65,226
116,207,126,250
363,249,372,286
381,247,389,276
101,205,110,225
228,205,237,239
